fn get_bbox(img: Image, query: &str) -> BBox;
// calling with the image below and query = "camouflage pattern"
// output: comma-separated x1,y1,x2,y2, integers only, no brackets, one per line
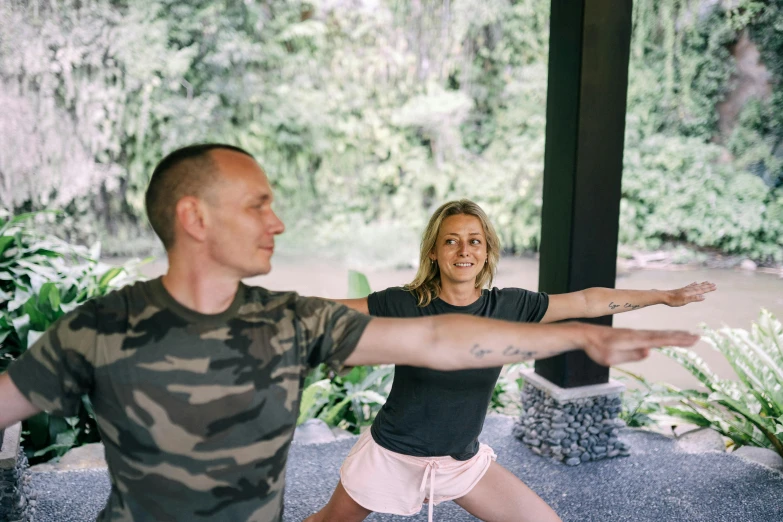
7,278,370,521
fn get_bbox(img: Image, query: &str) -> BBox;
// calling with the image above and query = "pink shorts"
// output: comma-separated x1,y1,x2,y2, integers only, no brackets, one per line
340,430,497,522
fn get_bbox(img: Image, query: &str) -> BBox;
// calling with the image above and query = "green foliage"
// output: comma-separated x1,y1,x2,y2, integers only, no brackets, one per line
748,0,783,82
629,1,735,138
347,270,372,300
297,364,394,433
0,210,143,462
489,362,529,415
651,310,783,456
298,270,395,433
621,133,783,262
727,97,783,188
614,369,687,429
0,0,781,263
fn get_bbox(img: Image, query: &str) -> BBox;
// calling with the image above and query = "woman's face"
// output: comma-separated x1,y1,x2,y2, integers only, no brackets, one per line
429,214,488,287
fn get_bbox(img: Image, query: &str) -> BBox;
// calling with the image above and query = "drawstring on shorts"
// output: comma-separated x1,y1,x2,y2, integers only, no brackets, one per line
419,460,440,522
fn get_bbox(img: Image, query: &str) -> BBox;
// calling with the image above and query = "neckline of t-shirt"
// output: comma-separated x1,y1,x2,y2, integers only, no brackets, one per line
147,277,247,324
433,289,488,311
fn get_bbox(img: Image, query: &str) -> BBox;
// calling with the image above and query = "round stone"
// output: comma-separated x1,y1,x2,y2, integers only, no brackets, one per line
551,429,567,440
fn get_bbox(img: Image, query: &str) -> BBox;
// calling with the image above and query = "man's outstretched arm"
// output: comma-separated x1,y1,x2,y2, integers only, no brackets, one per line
344,315,699,370
540,281,716,324
0,373,40,431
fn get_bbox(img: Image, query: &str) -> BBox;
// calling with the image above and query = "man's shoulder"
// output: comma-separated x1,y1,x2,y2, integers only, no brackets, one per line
77,278,151,318
242,285,298,300
238,285,313,321
240,285,299,310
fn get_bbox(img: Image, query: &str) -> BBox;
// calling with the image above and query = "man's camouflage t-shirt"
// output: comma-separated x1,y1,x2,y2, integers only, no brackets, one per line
7,278,371,521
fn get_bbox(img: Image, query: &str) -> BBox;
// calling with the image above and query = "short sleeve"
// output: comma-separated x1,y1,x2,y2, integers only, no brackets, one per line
294,296,372,371
499,288,550,323
367,287,417,318
6,302,98,417
367,289,388,316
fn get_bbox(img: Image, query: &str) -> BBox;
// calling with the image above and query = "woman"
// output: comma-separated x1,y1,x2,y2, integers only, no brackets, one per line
306,199,715,522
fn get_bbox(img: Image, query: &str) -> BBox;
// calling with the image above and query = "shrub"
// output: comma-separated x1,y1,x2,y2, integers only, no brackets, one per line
0,210,143,462
619,310,783,456
298,270,396,433
661,309,783,456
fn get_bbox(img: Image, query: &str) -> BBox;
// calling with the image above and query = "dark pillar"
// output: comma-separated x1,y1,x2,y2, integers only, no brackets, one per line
534,0,634,388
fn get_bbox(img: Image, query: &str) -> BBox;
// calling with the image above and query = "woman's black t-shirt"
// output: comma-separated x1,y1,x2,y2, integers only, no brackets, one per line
368,286,549,460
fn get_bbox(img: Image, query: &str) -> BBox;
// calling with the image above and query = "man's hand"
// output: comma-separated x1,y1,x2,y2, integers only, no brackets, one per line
577,323,700,366
664,281,717,307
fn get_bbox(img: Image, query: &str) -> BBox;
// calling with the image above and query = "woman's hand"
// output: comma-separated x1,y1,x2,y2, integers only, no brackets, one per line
664,281,717,307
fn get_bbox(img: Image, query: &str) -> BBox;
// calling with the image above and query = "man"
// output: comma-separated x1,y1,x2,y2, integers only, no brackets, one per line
0,144,699,521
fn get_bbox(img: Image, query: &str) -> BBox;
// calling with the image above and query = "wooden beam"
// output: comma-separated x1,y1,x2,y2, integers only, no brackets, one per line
535,0,634,388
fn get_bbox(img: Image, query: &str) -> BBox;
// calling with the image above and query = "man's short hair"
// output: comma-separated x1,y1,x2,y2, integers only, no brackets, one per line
145,143,254,249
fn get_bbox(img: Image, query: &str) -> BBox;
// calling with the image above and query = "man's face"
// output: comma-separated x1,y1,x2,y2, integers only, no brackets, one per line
202,149,285,278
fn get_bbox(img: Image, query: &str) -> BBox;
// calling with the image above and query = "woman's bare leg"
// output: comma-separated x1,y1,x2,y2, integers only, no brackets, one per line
304,480,373,522
453,461,562,522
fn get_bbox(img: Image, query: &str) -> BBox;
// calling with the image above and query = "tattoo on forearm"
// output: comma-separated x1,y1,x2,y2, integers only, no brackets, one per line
470,344,492,359
503,345,537,359
609,301,643,311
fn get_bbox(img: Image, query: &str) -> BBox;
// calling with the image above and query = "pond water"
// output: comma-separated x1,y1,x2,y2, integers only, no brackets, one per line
138,255,783,390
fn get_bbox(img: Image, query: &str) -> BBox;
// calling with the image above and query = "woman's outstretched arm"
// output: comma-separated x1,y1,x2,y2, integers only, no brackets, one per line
540,281,716,324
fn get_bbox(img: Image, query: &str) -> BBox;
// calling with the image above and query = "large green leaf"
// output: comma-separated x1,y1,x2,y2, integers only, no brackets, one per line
297,379,335,425
98,267,125,289
347,270,372,299
658,310,783,456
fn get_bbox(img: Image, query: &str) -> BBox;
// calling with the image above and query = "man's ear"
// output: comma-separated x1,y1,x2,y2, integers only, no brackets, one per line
175,196,208,243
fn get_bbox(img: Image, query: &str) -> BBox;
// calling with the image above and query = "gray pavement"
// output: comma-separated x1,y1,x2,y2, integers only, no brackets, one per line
31,415,783,521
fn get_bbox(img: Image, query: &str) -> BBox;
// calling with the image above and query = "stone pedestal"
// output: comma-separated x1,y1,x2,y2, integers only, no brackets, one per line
0,423,35,521
513,369,628,466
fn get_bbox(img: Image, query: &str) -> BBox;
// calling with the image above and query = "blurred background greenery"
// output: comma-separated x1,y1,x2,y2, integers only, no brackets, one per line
1,0,781,265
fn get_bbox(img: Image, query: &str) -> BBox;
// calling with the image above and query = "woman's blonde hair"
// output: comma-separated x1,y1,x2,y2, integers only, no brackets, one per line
405,199,501,306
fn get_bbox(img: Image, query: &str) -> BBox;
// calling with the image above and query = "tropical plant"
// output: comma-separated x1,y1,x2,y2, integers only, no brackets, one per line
489,362,530,415
658,309,783,456
297,270,396,433
0,210,143,462
297,363,395,433
615,369,674,429
619,310,783,456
